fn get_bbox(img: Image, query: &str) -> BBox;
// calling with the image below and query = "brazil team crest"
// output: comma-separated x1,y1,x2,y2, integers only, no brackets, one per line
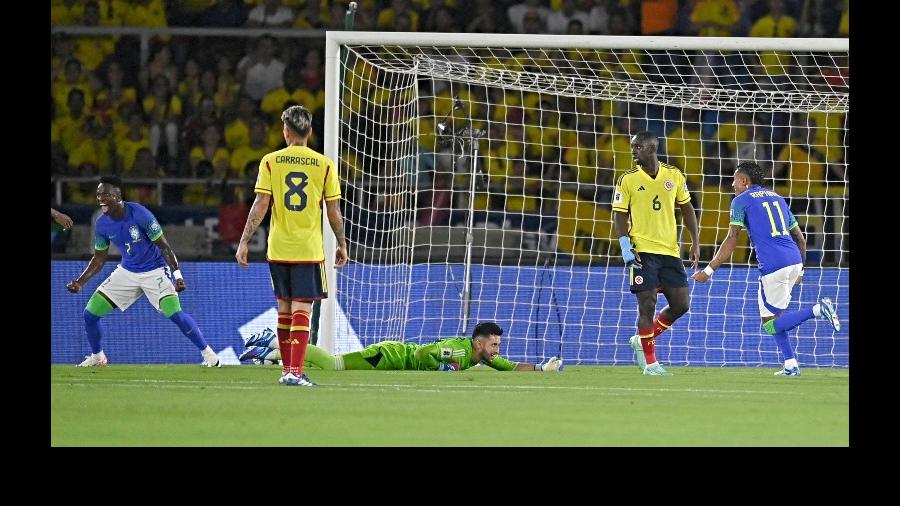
664,180,674,191
129,225,140,241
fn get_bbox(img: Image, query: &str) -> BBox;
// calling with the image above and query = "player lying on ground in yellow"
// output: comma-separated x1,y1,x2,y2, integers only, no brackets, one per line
239,321,564,372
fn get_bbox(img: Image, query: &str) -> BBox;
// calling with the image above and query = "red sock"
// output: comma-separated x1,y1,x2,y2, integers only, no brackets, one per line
277,312,292,375
653,314,673,337
639,327,657,364
290,309,311,376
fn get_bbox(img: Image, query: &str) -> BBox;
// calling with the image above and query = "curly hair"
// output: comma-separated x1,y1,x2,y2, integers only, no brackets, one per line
735,161,766,185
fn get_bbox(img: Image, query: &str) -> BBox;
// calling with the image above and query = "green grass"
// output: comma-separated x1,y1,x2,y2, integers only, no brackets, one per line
51,365,849,446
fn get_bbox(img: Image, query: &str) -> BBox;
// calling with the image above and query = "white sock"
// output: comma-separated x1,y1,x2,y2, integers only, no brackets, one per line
785,358,799,369
812,304,822,318
646,361,658,368
201,346,216,359
93,351,106,360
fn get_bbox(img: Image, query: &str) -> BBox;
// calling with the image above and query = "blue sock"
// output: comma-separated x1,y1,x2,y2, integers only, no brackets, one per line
83,309,103,354
773,330,795,361
774,308,815,334
169,311,208,350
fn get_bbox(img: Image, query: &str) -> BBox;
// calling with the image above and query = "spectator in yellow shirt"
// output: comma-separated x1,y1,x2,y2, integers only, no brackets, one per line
664,109,705,186
750,0,796,37
116,112,152,174
121,0,167,28
774,116,826,195
750,0,796,77
51,0,83,26
690,0,740,36
73,2,116,71
68,115,114,174
229,117,270,178
94,61,137,128
261,66,318,122
224,95,257,150
190,125,231,177
53,58,97,117
184,126,232,206
53,89,90,158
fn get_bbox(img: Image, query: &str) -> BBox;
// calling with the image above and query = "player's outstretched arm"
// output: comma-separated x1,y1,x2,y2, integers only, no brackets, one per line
153,234,186,291
67,249,109,293
236,192,272,268
693,224,741,283
509,357,565,371
510,357,565,371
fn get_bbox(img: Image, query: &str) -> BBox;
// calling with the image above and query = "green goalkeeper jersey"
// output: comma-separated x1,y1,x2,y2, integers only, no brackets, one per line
351,337,519,371
408,337,518,371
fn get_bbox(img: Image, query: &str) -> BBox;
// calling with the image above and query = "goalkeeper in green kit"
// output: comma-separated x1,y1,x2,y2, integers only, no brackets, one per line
240,321,564,372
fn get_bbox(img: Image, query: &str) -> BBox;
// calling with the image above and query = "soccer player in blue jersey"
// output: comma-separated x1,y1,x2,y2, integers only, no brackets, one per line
66,176,221,368
692,162,840,376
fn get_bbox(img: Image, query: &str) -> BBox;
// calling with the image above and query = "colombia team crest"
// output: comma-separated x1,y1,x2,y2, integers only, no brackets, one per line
664,180,674,191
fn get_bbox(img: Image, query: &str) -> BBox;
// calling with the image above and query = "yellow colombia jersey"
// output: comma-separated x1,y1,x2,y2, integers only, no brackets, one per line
255,144,341,263
612,162,691,258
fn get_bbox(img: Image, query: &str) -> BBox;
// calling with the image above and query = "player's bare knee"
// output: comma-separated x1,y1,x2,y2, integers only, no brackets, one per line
671,301,690,318
638,294,657,318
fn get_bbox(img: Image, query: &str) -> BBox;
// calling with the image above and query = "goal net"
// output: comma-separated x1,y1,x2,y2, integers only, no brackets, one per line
322,32,848,367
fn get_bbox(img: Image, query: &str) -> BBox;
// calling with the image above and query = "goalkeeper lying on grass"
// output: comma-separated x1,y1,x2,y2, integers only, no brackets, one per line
240,321,564,372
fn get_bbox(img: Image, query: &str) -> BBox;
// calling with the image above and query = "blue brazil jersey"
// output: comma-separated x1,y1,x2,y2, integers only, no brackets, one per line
729,185,802,275
95,202,166,273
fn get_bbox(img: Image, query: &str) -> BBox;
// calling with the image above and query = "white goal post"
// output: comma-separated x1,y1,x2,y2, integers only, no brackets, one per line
320,31,848,367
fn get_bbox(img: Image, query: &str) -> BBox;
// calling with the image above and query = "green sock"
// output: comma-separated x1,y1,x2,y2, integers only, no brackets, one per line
304,344,337,370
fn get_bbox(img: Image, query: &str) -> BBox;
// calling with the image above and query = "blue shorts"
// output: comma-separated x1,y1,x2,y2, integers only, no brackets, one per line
629,252,688,293
268,262,327,302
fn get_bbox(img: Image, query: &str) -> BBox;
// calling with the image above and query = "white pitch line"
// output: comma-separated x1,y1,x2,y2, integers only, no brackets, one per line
53,378,798,396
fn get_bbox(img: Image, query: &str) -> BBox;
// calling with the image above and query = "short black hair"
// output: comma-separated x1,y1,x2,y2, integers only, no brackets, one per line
735,161,765,185
99,175,123,190
472,322,503,339
633,130,659,150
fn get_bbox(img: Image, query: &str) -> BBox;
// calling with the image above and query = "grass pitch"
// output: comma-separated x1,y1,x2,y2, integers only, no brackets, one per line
51,365,848,446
